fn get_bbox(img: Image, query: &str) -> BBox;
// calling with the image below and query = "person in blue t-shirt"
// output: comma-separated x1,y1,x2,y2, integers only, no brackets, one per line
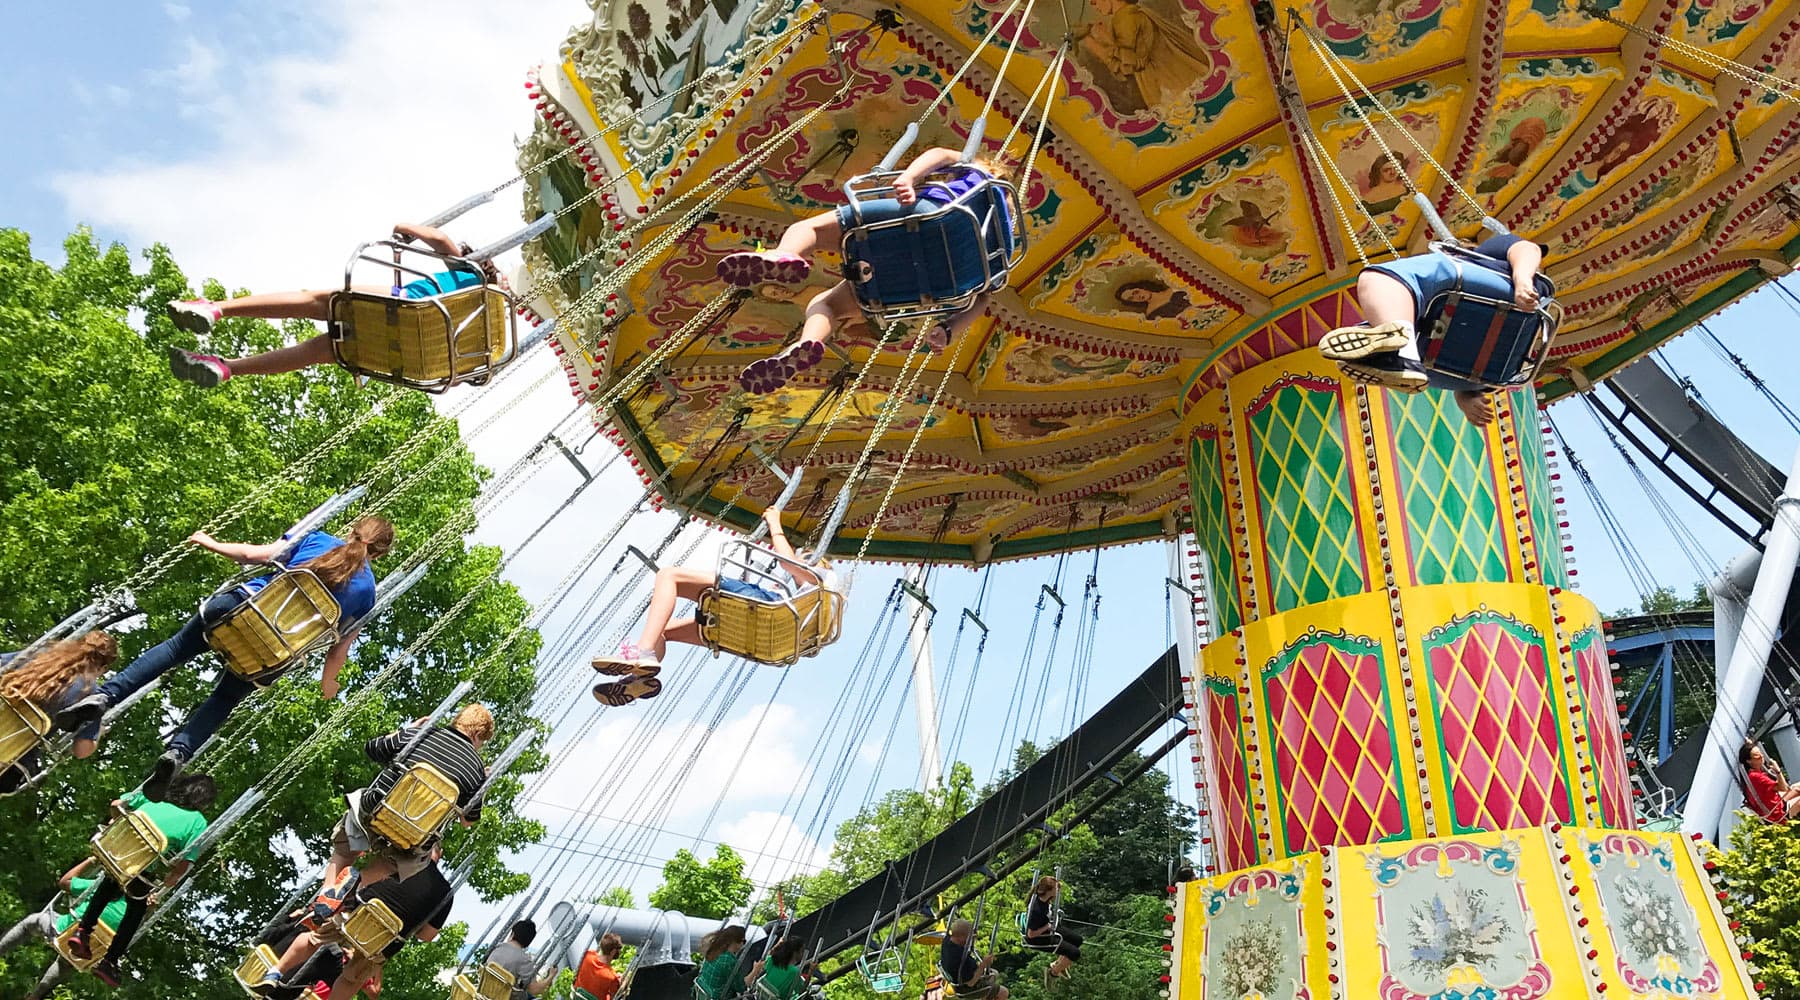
160,221,497,389
58,518,392,796
1317,233,1548,426
719,147,1010,394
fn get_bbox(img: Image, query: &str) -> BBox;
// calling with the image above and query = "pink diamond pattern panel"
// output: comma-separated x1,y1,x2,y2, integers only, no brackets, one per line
1207,685,1259,870
1264,637,1407,854
1426,618,1574,832
1575,630,1634,828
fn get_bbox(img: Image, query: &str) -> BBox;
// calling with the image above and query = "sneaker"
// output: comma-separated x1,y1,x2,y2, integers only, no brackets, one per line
717,251,811,288
250,969,286,996
311,869,360,924
66,927,92,961
738,340,826,394
91,958,123,987
167,347,232,388
592,676,664,707
143,747,189,803
166,299,223,336
1318,321,1411,362
591,644,662,677
55,692,110,734
1338,353,1429,393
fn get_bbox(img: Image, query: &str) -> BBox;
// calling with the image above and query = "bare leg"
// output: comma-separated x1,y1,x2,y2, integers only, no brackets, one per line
800,282,860,346
273,930,325,976
321,841,360,892
215,289,337,323
1354,270,1417,329
329,952,381,999
226,334,337,376
638,568,715,659
664,617,703,656
774,213,842,260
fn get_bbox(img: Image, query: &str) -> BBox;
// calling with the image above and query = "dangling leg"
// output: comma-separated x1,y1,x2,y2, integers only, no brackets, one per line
738,282,853,394
166,285,388,387
592,567,709,704
924,293,989,352
718,213,841,288
1320,271,1417,361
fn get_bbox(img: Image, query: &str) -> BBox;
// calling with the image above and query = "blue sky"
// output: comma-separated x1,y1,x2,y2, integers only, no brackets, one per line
5,0,1798,951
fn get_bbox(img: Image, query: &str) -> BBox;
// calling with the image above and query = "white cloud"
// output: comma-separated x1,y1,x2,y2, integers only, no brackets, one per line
53,0,585,296
714,811,832,887
162,1,192,22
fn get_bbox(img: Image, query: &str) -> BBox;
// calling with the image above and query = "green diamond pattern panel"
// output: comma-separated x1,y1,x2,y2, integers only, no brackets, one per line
1188,434,1242,633
1248,380,1368,614
1513,387,1569,587
1387,391,1510,586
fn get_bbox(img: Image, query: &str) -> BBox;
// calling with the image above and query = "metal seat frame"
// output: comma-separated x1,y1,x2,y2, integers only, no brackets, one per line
1417,241,1563,389
328,240,520,394
205,566,344,684
837,165,1025,326
0,695,52,786
90,810,175,899
696,542,846,667
365,760,462,854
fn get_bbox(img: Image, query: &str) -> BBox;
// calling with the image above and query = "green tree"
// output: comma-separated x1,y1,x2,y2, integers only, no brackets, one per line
597,887,636,908
1713,818,1800,998
0,229,548,998
649,846,754,920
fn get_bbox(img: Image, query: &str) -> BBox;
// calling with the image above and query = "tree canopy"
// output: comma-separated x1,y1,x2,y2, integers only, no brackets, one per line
0,229,547,999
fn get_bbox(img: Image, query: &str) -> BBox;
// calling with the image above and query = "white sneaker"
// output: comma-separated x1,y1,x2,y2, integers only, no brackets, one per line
166,299,223,336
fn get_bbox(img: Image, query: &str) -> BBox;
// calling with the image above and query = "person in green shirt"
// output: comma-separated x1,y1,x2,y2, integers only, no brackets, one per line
66,773,217,985
0,857,131,999
695,925,751,999
746,937,807,1000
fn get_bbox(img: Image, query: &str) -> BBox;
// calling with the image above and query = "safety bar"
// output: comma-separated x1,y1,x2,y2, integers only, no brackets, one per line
1039,584,1064,609
1410,191,1457,245
468,214,556,263
421,190,497,230
900,579,935,615
961,608,988,634
876,123,919,172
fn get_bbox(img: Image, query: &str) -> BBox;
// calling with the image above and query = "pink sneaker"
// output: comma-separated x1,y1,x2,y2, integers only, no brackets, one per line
591,643,662,677
167,347,232,388
166,299,223,336
717,251,811,288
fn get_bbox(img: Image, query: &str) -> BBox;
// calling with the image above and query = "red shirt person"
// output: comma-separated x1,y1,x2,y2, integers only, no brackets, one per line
1740,740,1800,822
573,932,624,1000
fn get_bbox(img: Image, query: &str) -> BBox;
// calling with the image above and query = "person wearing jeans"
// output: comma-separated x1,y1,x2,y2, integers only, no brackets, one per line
58,521,389,796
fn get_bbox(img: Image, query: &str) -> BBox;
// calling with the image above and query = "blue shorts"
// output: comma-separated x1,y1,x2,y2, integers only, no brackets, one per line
401,268,484,299
1367,253,1540,390
718,577,779,602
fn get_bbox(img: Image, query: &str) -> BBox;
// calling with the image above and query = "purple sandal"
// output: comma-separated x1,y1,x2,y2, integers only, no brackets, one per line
718,251,811,288
738,340,825,394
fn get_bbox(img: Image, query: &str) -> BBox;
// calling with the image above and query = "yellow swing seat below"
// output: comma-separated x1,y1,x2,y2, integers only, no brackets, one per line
451,973,480,1000
0,695,52,772
365,761,461,852
696,547,844,666
234,943,282,995
329,283,513,393
90,811,171,894
330,898,405,957
206,569,343,684
54,917,118,973
474,961,518,1000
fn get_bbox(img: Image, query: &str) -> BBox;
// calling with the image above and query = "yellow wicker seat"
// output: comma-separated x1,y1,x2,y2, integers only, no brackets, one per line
697,546,845,667
336,899,405,957
451,973,480,1000
53,917,117,972
475,961,518,1000
330,284,513,393
365,762,461,852
90,811,171,895
234,943,282,994
0,695,52,772
206,569,343,684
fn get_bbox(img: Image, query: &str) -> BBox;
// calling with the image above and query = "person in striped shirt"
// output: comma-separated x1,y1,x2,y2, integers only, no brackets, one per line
311,704,492,921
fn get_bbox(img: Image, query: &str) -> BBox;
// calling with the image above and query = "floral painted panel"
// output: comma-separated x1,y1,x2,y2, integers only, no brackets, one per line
1199,863,1312,1000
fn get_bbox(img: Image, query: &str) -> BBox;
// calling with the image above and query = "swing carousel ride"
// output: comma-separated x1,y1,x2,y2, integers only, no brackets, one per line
514,0,1800,996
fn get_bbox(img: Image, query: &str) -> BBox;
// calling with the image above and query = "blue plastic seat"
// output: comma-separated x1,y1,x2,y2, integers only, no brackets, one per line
1417,242,1561,388
838,166,1025,326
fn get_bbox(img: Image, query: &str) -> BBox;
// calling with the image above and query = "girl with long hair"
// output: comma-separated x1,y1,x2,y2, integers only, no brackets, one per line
58,517,393,795
1026,875,1083,981
719,147,1010,394
748,937,809,1000
0,631,117,791
1741,739,1800,822
696,924,751,999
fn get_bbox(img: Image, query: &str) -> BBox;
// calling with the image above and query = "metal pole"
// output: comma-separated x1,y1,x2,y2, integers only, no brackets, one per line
1685,443,1800,840
905,565,944,791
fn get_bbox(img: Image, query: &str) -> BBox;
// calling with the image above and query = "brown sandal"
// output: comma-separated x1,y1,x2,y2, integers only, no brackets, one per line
592,676,663,707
